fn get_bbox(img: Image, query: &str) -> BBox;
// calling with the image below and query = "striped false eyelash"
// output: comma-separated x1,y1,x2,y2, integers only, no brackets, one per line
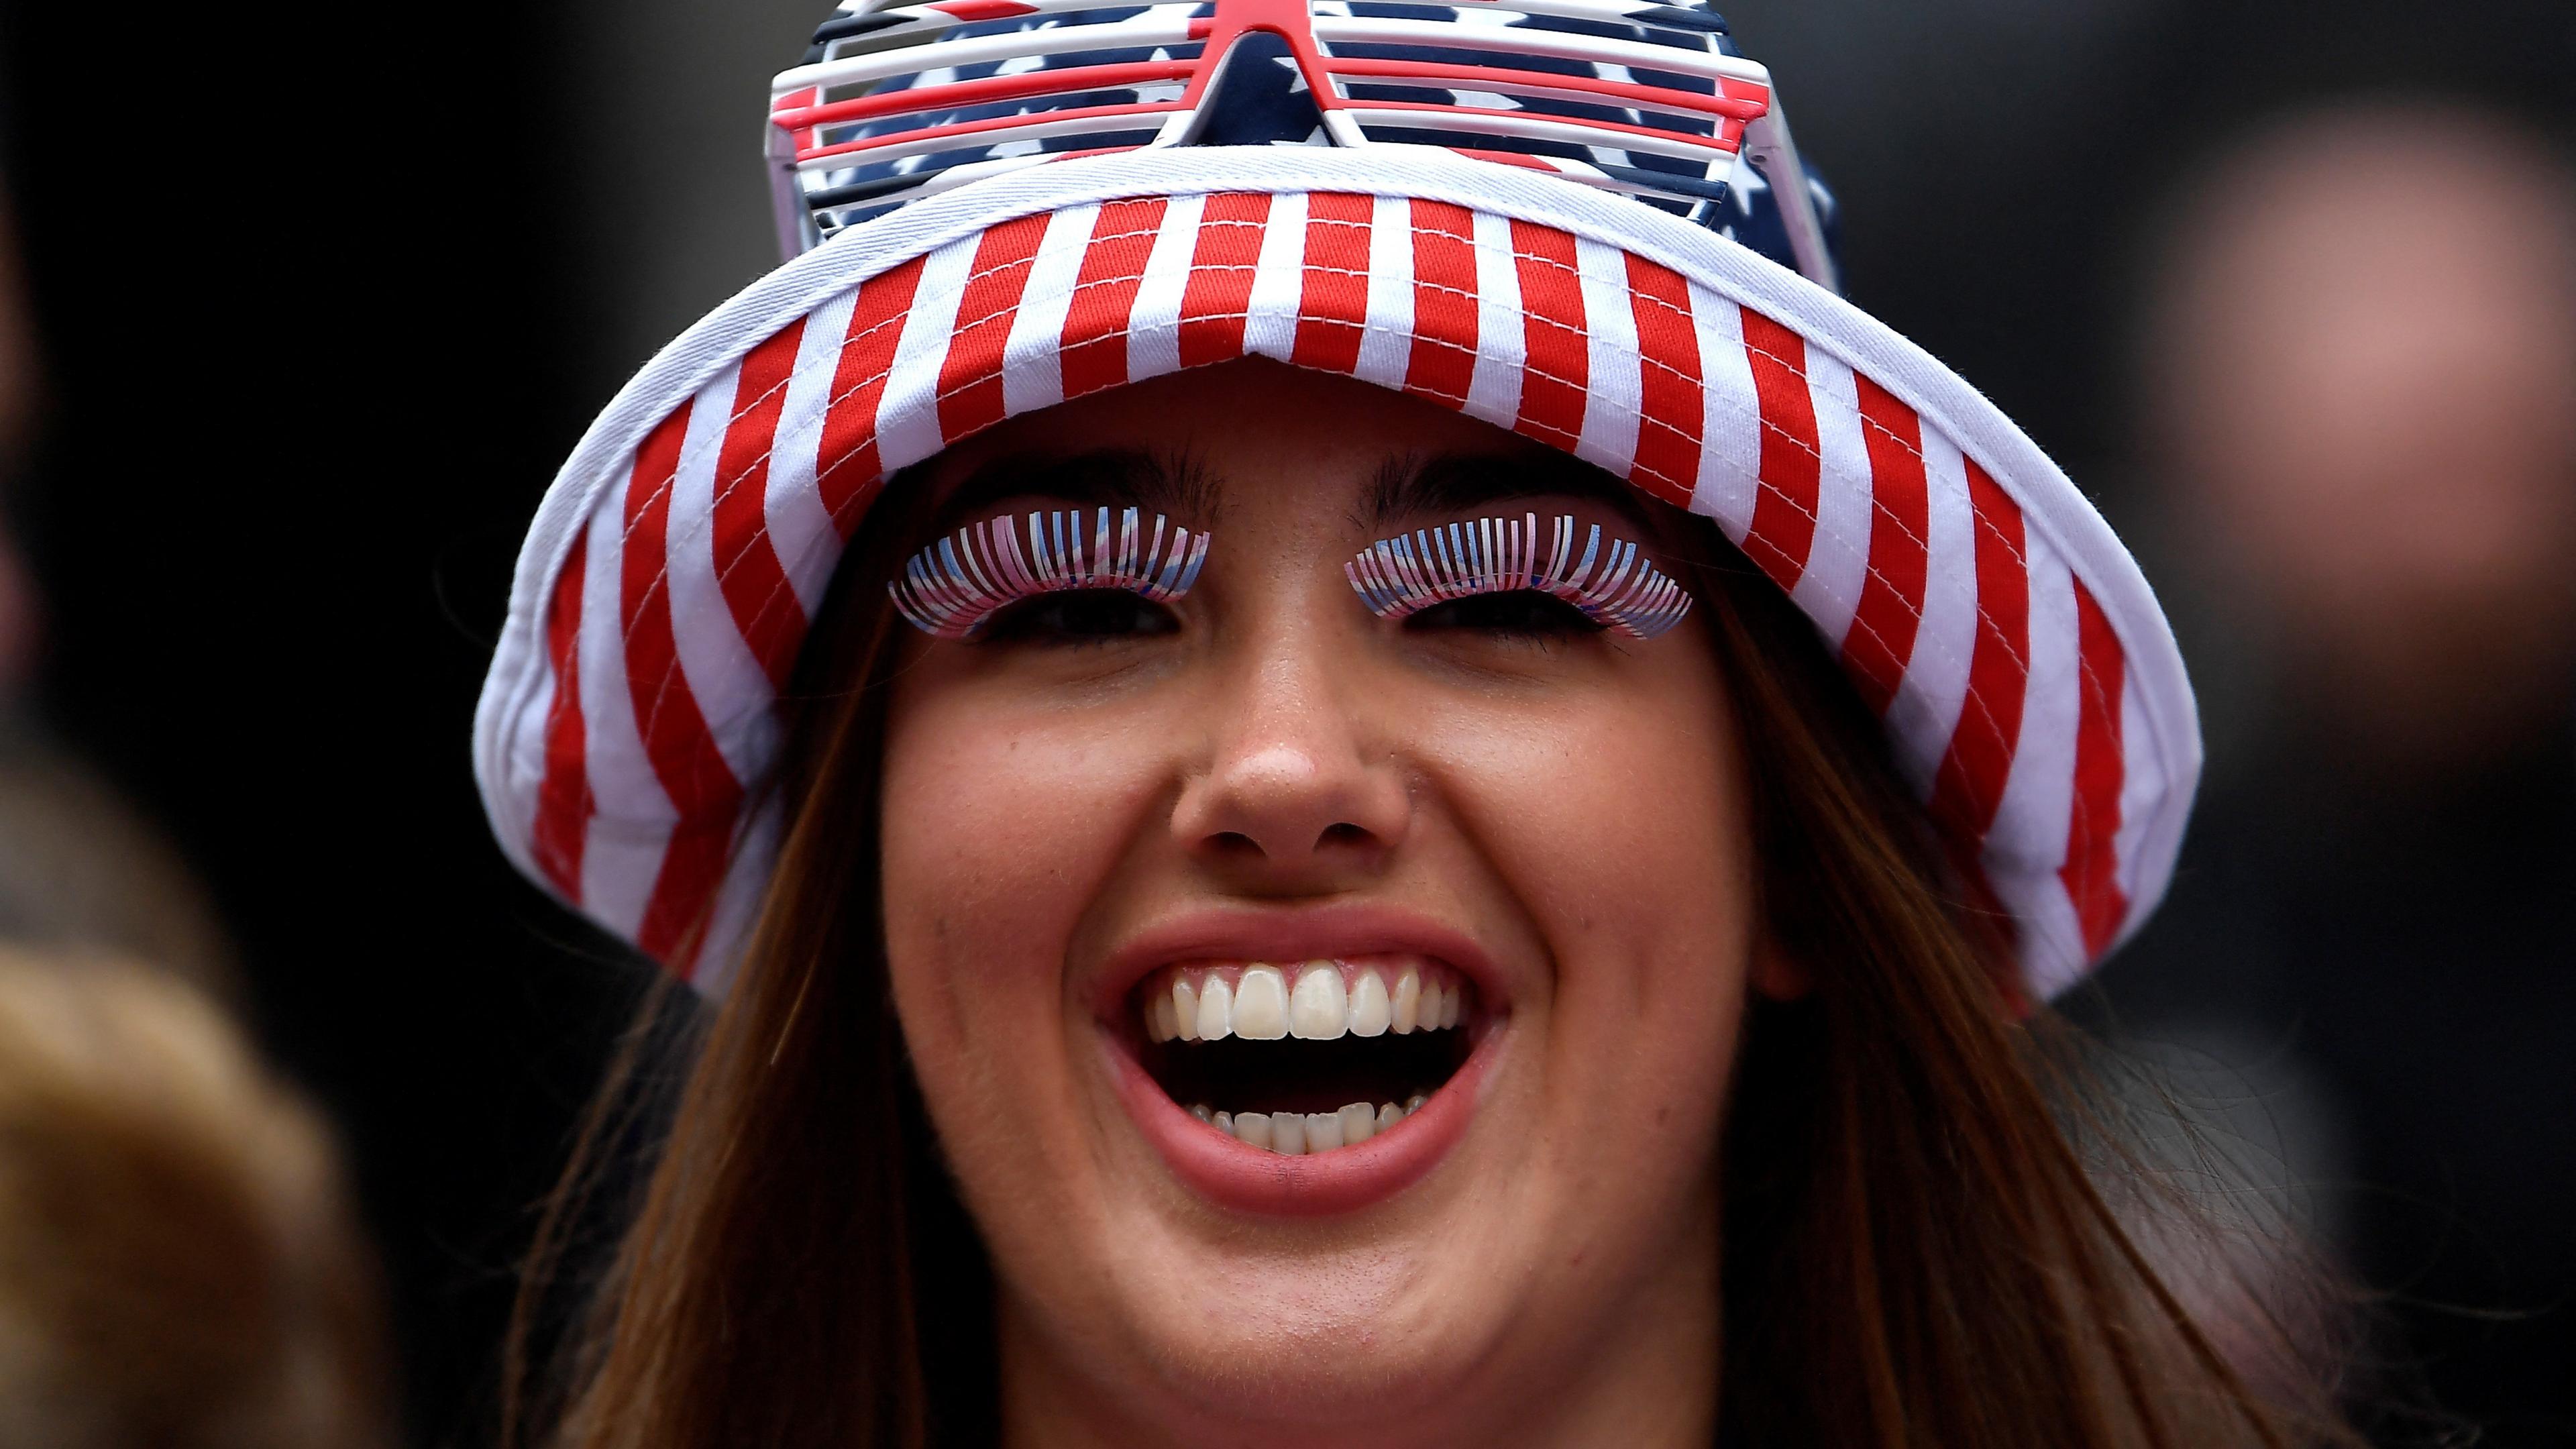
1345,513,1695,641
890,506,1212,640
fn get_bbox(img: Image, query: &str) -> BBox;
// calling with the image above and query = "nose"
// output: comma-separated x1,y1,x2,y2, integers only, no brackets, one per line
1169,645,1411,888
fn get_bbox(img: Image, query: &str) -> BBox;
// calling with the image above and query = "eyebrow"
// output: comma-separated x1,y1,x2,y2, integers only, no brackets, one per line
928,448,1226,533
1358,451,1653,532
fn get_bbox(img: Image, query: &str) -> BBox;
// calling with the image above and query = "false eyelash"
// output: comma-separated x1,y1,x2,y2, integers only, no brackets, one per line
889,506,1212,640
1345,513,1695,640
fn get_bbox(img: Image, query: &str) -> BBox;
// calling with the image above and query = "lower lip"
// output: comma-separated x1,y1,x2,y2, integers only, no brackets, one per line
1106,1030,1494,1218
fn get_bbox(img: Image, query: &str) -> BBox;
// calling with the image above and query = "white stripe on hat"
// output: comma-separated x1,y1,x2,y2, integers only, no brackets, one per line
1002,203,1100,419
1462,207,1524,429
513,633,559,851
1792,347,1872,651
570,475,672,938
665,366,781,784
877,234,980,474
1686,293,1761,539
1988,544,2082,975
1571,235,1642,478
1355,194,1415,390
768,288,863,617
1243,190,1309,362
1889,425,1980,801
1124,192,1205,384
2112,665,2159,914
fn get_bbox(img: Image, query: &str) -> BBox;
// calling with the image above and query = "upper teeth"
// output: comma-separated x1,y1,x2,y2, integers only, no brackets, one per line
1143,959,1467,1043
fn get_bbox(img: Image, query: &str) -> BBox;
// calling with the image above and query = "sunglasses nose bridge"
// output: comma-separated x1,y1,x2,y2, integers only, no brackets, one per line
1152,0,1368,150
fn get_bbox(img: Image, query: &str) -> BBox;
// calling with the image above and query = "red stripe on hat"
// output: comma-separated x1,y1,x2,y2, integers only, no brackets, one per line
621,402,746,960
937,213,1052,443
1739,310,1821,589
2061,580,2130,957
1063,197,1171,399
1841,374,1931,716
646,818,739,977
1179,192,1273,368
1403,200,1479,407
1623,254,1702,509
1293,193,1374,374
1509,221,1587,453
1928,460,2031,844
531,528,593,898
816,256,928,531
713,322,811,690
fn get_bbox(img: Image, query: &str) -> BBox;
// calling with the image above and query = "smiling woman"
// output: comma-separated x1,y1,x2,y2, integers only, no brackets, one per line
476,5,2357,1446
877,371,1757,1252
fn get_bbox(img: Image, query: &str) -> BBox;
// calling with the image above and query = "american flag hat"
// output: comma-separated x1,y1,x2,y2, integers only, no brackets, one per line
472,1,2200,1000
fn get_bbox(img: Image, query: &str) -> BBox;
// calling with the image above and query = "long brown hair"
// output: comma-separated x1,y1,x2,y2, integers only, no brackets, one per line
507,468,2357,1448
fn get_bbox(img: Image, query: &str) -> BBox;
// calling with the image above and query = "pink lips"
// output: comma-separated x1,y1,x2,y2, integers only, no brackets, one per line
1095,902,1509,1217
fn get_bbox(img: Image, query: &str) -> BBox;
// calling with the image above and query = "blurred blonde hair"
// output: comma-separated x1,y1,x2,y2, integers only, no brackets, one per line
0,949,390,1449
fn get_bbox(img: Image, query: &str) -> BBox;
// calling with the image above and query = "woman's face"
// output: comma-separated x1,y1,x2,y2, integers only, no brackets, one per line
879,360,1774,1444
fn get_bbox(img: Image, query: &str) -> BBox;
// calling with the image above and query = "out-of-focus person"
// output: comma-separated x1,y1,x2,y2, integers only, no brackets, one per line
0,152,393,1449
2100,103,2576,1443
0,949,392,1448
0,176,230,994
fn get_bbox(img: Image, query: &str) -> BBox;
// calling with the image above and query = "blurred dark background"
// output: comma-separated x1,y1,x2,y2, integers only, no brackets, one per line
1,2,2571,1444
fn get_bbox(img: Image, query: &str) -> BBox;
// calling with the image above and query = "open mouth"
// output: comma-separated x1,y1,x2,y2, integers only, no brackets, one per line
1134,957,1478,1157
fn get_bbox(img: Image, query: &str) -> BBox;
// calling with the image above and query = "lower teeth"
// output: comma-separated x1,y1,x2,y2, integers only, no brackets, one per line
1189,1097,1426,1155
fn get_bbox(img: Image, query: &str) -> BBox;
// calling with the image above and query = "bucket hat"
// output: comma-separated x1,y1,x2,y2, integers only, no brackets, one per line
473,0,2198,1000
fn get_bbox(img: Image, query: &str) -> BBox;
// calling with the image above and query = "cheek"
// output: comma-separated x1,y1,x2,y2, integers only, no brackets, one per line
1423,665,1755,1123
877,686,1158,1081
1436,680,1751,970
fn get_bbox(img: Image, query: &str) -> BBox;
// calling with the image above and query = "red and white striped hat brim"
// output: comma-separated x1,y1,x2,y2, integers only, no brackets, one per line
472,148,2198,1000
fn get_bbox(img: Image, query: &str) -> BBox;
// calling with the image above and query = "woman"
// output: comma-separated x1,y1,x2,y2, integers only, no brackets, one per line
477,3,2351,1444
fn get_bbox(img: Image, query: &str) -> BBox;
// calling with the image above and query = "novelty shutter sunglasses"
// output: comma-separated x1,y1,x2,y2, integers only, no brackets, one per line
765,0,1838,292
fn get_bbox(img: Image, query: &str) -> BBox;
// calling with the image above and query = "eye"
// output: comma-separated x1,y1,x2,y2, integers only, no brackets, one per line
1345,514,1695,643
890,506,1213,641
978,588,1181,645
1403,589,1605,639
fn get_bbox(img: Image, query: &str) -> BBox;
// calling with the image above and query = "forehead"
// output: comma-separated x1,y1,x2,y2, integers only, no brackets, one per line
914,359,1651,536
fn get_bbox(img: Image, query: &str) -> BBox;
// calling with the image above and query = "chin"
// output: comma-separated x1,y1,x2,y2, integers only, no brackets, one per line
1098,1232,1506,1424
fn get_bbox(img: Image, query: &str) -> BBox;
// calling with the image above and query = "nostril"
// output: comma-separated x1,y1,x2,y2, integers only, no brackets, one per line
1317,822,1373,850
1208,830,1263,859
